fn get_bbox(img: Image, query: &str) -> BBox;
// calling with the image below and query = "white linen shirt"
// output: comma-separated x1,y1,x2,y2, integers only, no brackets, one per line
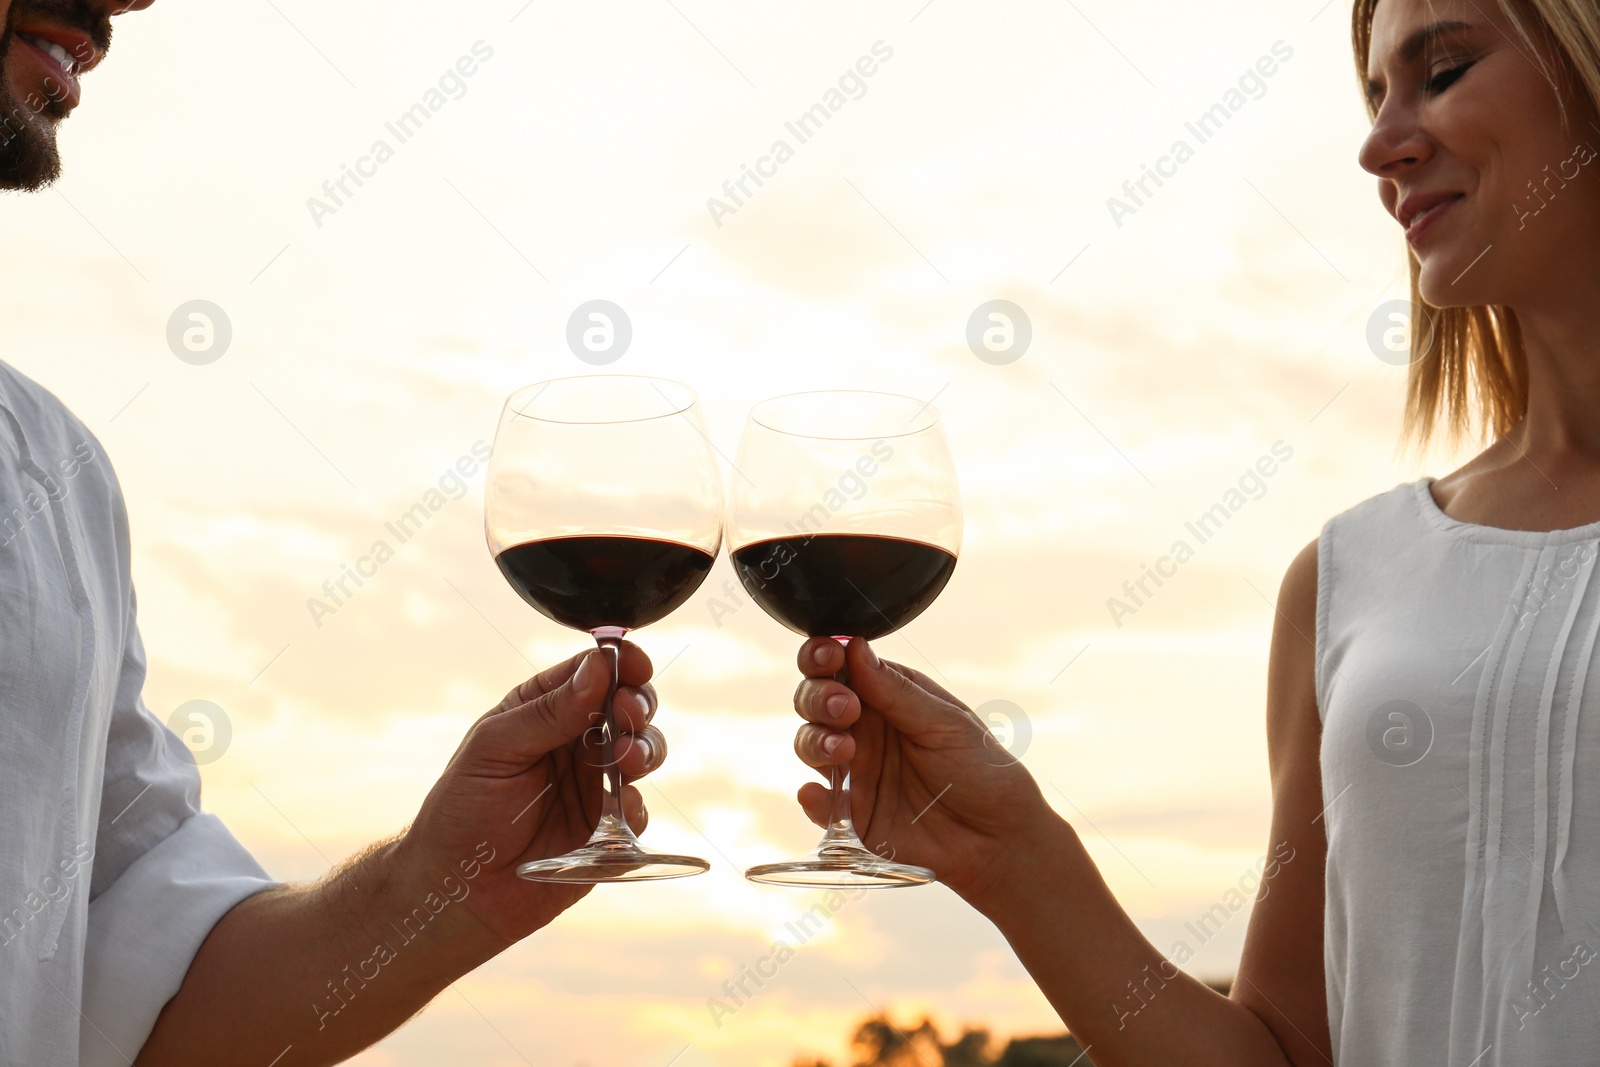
0,362,274,1065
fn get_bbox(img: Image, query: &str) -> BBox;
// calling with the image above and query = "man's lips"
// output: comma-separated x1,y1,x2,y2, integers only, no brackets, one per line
5,20,106,115
8,33,85,112
10,32,80,110
13,23,102,74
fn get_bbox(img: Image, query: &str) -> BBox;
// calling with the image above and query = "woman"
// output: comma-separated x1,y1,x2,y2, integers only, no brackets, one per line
789,0,1600,1062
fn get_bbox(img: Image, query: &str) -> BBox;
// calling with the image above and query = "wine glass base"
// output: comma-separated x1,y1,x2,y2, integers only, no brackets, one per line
745,846,935,889
518,843,710,884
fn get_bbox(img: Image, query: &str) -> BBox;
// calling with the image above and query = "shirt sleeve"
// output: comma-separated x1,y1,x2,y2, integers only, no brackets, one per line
78,597,276,1067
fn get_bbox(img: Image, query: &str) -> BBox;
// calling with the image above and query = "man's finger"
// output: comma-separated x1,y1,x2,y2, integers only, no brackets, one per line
621,784,649,834
496,650,586,714
794,723,853,770
613,684,656,732
496,641,655,715
614,641,654,688
615,724,667,779
475,649,609,763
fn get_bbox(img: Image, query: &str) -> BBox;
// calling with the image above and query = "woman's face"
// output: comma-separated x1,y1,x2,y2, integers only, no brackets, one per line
1360,0,1600,309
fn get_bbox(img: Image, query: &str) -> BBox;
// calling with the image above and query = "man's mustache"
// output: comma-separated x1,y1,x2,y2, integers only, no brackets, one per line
5,0,112,58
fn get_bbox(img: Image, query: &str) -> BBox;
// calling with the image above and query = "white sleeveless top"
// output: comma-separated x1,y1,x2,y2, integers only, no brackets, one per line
1318,478,1600,1065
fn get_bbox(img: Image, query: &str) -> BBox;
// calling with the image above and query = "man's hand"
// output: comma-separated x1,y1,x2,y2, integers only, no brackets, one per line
137,643,668,1067
791,636,1055,903
394,641,665,949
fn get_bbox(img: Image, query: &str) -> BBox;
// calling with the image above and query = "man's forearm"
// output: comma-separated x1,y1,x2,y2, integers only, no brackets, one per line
135,835,509,1067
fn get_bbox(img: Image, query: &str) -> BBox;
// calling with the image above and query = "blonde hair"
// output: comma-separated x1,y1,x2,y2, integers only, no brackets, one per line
1352,0,1600,446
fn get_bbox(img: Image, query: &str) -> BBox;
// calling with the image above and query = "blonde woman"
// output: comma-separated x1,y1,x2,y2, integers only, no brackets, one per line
790,0,1600,1062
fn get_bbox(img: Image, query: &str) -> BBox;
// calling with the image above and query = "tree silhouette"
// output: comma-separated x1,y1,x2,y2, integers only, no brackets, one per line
798,979,1233,1067
795,1014,1085,1067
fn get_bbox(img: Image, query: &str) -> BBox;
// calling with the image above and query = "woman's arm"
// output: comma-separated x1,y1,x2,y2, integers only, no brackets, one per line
1232,538,1331,1062
791,539,1328,1065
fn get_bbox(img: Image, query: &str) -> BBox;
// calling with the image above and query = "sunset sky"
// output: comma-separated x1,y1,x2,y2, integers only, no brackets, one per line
0,0,1479,1064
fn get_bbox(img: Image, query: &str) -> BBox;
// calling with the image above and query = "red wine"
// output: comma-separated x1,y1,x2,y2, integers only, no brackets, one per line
732,534,956,639
496,535,715,632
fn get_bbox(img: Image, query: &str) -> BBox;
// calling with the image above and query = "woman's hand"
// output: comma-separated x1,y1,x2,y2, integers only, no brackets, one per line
792,635,1057,903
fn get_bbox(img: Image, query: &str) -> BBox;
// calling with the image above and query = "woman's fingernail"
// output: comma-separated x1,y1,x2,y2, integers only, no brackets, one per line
813,642,832,667
861,641,881,670
634,736,654,765
825,694,848,722
823,733,844,756
631,690,652,721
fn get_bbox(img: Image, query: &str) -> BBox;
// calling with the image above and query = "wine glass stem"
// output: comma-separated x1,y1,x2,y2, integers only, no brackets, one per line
825,763,856,842
821,637,862,848
593,627,631,838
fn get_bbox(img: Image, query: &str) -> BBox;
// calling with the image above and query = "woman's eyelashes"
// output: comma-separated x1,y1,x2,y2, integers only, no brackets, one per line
1425,60,1475,95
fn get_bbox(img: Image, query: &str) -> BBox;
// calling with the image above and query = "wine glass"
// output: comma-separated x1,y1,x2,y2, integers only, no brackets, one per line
728,390,962,887
485,374,722,882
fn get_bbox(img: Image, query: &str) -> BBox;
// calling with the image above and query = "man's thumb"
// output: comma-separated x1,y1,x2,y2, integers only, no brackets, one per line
477,649,609,764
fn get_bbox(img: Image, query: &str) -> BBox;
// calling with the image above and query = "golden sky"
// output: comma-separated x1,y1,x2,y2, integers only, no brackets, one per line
0,1,1480,1064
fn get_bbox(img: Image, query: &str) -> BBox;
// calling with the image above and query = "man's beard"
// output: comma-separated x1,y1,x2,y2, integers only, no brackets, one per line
0,31,63,190
0,0,111,191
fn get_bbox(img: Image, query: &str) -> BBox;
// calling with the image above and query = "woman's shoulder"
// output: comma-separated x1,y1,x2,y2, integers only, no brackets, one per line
1280,535,1320,627
1275,480,1429,605
1318,477,1434,544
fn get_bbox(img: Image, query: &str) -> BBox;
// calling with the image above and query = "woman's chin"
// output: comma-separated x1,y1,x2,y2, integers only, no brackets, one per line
1416,254,1492,311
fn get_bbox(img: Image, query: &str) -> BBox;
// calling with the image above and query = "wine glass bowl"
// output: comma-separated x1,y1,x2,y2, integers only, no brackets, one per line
485,375,721,883
728,390,962,888
486,377,723,562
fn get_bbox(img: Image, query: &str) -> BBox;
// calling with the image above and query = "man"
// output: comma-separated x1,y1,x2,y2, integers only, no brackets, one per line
0,2,671,1064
